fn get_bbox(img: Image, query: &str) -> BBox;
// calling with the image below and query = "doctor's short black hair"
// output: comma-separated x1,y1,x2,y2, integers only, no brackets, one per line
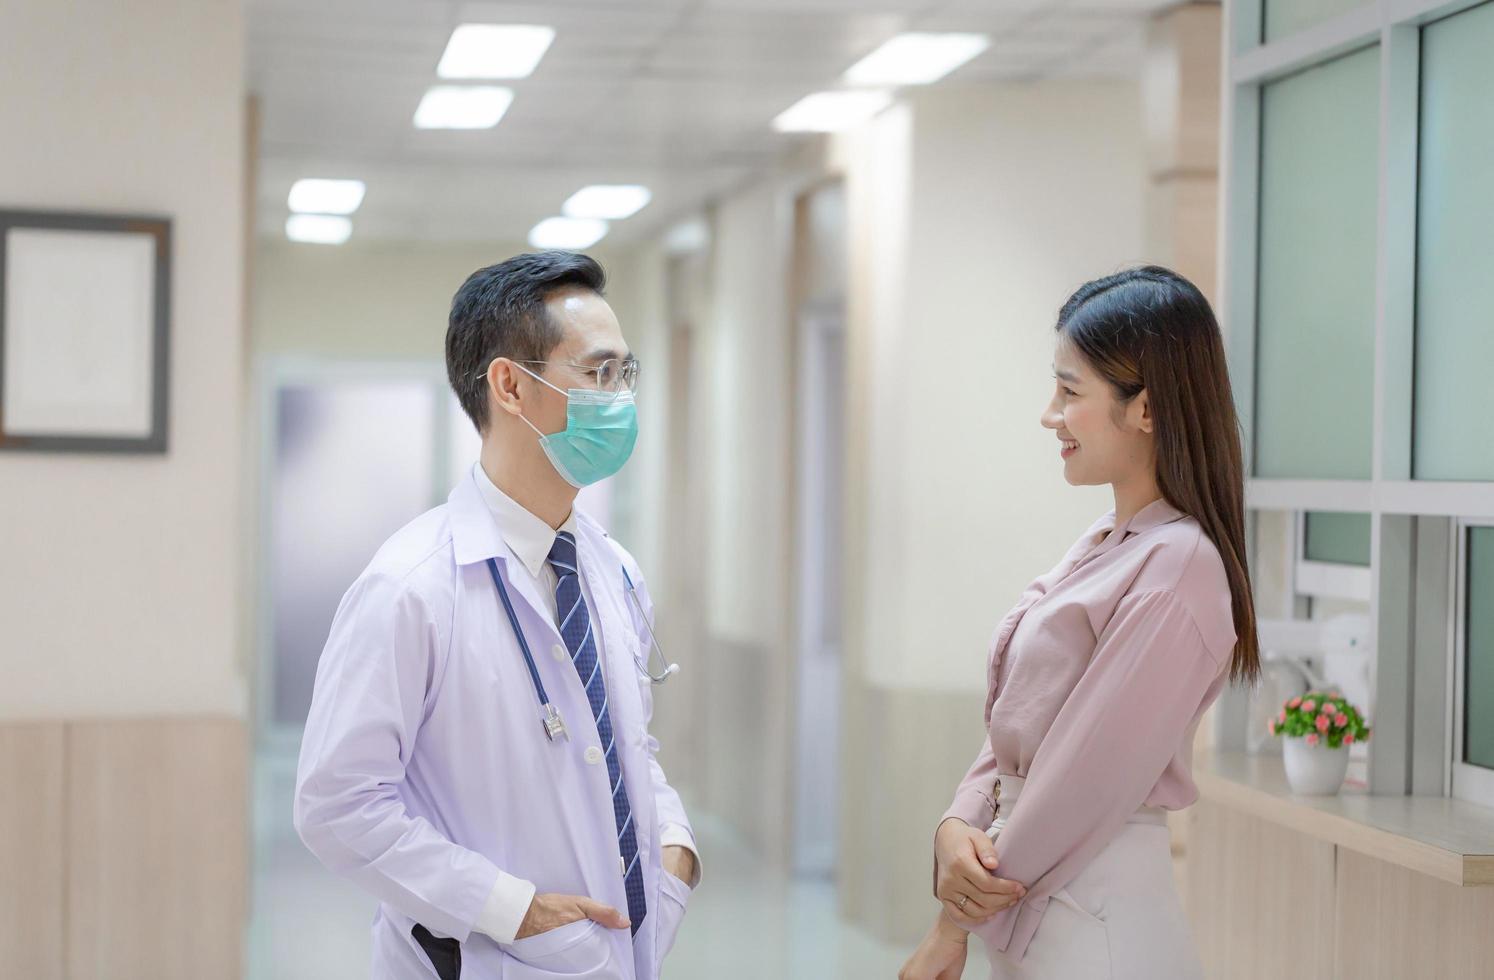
447,250,607,431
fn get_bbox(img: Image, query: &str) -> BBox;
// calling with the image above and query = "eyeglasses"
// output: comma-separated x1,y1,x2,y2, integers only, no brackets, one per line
474,357,641,394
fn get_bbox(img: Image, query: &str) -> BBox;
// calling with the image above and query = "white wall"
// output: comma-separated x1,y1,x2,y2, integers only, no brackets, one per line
0,0,248,720
829,82,1150,938
847,82,1145,694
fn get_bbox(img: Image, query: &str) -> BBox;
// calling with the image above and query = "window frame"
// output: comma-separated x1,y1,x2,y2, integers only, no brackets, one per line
1294,511,1373,602
1219,0,1494,800
1449,518,1494,807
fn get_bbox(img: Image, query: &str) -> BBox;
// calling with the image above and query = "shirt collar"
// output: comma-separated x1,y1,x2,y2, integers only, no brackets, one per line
1124,496,1187,535
1078,496,1188,567
471,463,578,579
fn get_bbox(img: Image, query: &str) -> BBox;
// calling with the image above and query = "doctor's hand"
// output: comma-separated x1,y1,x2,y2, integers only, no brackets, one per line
898,910,968,980
662,845,696,887
933,817,1026,926
514,893,630,940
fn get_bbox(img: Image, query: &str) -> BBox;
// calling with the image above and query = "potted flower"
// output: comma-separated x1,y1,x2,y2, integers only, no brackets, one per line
1268,691,1371,795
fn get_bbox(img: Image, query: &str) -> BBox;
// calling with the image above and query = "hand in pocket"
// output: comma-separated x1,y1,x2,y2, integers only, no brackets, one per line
516,893,630,940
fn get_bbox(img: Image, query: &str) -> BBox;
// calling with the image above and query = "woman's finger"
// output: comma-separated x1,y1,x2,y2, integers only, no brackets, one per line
955,889,1005,917
954,855,1007,895
985,874,1027,900
940,897,995,926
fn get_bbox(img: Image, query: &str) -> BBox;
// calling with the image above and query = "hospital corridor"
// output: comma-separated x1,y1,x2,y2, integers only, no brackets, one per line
3,1,1494,979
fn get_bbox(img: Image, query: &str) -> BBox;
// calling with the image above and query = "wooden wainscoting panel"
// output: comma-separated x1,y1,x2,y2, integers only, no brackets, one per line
1335,847,1494,979
65,717,247,980
1186,799,1337,979
0,721,66,976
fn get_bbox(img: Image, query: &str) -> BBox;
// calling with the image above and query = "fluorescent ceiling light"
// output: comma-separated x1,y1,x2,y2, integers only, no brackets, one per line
285,214,352,245
287,178,365,215
843,32,990,86
663,218,710,255
562,185,652,221
414,86,514,129
528,216,608,249
772,90,892,133
437,24,555,79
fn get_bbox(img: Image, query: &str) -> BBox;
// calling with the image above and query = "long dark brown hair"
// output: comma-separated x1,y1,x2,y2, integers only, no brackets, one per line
1056,266,1259,685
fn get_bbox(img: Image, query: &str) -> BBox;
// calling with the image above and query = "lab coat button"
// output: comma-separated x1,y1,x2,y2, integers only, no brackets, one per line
584,746,604,765
552,644,568,662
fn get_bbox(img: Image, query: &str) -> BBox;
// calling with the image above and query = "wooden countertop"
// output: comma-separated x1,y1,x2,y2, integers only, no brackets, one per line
1194,750,1494,886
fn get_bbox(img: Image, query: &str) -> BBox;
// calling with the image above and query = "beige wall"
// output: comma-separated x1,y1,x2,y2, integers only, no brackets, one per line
0,0,248,721
253,238,600,358
0,0,249,975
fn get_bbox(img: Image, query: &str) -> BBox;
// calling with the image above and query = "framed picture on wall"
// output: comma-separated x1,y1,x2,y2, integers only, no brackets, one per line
0,209,171,453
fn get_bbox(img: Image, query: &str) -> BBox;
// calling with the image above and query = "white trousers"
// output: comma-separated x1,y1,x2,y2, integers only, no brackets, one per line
984,775,1204,980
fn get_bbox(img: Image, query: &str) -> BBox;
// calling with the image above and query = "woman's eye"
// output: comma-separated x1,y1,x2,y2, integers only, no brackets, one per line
1064,387,1078,397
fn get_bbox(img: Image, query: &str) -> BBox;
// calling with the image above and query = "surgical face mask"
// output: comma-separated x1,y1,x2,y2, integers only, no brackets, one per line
515,364,638,488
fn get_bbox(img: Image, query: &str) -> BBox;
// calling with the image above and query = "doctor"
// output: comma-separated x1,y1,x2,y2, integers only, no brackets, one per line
295,250,700,980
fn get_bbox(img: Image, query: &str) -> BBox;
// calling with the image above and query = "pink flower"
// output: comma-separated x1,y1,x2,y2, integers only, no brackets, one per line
1344,733,1355,744
1287,696,1302,709
1302,699,1316,712
1279,710,1287,723
1305,733,1319,746
1267,719,1277,735
1335,713,1349,727
1315,714,1331,733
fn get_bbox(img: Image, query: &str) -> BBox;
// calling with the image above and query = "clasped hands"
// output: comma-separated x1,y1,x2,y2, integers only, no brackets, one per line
898,818,1026,980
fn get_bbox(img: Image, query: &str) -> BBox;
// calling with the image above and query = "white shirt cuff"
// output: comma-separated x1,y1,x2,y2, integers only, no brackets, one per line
660,823,702,889
474,870,538,944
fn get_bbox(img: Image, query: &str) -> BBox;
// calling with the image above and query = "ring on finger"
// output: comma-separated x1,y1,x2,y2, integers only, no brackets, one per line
957,895,970,913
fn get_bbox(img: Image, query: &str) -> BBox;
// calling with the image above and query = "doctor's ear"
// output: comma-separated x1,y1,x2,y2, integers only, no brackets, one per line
481,359,528,418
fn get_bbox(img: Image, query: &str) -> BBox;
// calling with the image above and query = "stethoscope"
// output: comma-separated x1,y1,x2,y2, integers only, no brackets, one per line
485,556,679,744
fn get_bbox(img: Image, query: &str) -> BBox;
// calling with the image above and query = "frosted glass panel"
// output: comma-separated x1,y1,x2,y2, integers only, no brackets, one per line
1466,528,1494,771
271,382,436,726
1305,511,1371,566
1264,0,1368,42
1254,47,1379,479
1414,3,1494,481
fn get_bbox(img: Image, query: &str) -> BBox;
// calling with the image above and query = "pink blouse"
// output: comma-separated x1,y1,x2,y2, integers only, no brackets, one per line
941,497,1237,961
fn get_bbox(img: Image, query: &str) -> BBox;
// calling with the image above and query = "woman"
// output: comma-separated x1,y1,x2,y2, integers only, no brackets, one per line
899,267,1259,980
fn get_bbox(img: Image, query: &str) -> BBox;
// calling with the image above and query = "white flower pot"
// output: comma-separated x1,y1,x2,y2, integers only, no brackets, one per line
1283,737,1350,795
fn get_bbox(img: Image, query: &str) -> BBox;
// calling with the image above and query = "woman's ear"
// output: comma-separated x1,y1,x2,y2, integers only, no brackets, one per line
1132,388,1153,434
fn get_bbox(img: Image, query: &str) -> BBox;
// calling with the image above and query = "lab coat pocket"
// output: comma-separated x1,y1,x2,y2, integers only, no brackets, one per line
653,869,692,963
503,919,614,978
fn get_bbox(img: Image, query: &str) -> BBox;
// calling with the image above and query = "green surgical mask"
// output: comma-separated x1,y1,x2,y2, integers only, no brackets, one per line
516,364,638,488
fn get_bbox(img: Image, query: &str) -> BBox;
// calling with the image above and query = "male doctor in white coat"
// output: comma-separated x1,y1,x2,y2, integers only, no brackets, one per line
295,250,699,980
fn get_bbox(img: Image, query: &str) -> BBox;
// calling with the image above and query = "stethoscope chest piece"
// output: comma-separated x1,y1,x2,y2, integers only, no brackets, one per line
542,702,569,742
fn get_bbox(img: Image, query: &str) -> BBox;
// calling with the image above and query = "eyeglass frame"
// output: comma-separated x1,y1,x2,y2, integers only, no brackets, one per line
472,356,641,395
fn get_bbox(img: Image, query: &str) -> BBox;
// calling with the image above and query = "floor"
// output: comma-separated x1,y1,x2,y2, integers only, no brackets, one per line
246,748,994,979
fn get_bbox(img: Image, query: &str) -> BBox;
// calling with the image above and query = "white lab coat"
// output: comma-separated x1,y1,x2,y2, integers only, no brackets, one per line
294,471,695,980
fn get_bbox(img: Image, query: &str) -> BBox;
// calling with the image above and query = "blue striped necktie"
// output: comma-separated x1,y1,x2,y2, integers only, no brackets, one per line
547,531,646,936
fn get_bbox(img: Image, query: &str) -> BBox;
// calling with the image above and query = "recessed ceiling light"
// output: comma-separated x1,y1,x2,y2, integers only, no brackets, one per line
285,214,352,245
528,216,608,250
437,24,555,79
562,185,652,221
287,178,366,215
843,32,990,86
772,91,893,133
414,86,514,129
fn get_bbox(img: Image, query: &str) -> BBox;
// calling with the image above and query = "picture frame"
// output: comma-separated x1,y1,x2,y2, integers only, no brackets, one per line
0,208,171,453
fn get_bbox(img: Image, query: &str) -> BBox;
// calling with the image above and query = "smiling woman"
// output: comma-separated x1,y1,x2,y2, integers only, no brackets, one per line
904,265,1257,980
